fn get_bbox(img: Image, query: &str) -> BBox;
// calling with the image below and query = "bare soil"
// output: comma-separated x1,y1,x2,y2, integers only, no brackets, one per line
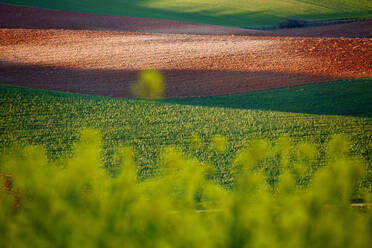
1,4,371,98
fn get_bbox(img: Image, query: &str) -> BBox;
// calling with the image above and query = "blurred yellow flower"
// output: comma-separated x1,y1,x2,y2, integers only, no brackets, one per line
131,70,165,99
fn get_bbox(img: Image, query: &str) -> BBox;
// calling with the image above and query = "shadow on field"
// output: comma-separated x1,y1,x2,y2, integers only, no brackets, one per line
163,78,372,117
0,60,335,97
1,60,371,117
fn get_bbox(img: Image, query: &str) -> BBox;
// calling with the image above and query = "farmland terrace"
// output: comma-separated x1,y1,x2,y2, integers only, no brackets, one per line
0,4,371,98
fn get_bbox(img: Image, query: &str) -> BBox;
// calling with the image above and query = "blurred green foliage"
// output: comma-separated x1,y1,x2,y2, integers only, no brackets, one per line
1,130,371,247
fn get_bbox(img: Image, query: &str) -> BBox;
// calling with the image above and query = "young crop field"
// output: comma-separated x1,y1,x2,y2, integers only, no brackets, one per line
1,80,371,186
1,0,372,27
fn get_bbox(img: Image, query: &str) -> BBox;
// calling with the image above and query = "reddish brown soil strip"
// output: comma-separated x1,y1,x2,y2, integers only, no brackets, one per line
0,4,371,98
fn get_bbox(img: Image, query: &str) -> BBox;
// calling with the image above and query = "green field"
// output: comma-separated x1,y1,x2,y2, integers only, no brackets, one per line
1,78,372,247
165,78,372,117
1,79,371,186
1,0,372,27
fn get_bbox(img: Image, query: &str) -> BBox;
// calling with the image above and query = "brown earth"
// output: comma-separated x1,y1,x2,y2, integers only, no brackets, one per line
0,4,371,98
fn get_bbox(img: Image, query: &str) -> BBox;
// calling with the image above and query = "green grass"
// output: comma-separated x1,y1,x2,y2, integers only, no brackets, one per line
1,0,372,27
0,79,371,186
164,78,372,117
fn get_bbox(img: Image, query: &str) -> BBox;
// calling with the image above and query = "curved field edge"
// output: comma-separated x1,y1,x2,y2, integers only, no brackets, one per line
163,78,372,117
1,0,371,28
0,82,371,185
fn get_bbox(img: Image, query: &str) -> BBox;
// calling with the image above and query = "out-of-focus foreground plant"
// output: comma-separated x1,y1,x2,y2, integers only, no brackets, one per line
131,70,165,99
0,129,371,248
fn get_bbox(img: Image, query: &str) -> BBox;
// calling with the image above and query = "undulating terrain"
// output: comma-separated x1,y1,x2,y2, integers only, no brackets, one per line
1,1,372,247
1,4,371,97
0,1,371,176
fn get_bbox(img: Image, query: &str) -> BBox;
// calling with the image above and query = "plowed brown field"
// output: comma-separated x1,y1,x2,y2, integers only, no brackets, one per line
1,4,371,97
